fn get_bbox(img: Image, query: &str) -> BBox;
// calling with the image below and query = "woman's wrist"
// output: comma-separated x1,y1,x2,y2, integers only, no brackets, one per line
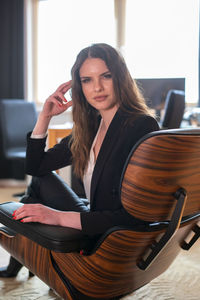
38,111,52,122
59,211,82,230
32,112,51,136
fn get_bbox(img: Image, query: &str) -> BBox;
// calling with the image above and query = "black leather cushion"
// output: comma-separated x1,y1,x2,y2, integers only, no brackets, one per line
0,202,165,255
0,202,90,253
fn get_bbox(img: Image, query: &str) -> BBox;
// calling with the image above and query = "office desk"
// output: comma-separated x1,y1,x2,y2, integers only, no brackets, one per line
48,123,72,148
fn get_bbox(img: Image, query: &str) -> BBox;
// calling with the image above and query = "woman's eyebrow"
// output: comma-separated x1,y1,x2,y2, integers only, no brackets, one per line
80,70,111,79
80,76,90,79
101,71,111,75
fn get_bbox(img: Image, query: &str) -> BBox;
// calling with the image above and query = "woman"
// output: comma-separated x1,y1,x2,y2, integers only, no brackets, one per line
0,43,159,277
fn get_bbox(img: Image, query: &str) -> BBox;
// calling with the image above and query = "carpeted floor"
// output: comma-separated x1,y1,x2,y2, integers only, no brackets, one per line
0,187,200,299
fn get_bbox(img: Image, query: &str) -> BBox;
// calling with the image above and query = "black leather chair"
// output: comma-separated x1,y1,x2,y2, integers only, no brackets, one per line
0,99,37,180
160,89,185,129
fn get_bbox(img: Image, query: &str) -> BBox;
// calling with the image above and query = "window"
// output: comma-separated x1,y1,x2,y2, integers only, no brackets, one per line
36,0,115,102
124,0,199,104
30,0,199,105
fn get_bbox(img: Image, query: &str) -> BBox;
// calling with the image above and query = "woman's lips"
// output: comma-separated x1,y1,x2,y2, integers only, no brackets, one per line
94,95,107,101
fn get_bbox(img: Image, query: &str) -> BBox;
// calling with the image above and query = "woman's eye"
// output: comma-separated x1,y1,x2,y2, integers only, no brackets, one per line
103,73,112,79
81,78,90,84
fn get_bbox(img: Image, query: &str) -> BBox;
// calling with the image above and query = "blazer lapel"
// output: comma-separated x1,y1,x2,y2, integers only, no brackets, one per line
90,109,125,205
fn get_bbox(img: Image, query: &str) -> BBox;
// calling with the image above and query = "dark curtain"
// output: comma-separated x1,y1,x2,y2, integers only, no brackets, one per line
0,0,25,179
0,0,24,99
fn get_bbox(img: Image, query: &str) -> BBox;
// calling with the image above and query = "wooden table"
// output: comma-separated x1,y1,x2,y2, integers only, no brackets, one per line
48,123,73,148
48,123,73,177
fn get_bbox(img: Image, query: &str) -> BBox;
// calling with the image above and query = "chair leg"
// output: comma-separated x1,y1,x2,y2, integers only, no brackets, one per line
0,233,73,300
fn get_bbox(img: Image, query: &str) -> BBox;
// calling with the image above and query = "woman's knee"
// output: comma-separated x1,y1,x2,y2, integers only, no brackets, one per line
24,172,89,212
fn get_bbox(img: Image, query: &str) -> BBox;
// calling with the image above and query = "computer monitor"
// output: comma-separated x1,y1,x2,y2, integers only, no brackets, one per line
135,78,185,110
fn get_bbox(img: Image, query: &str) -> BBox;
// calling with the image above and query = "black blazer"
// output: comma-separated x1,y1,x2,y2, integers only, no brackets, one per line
26,110,159,236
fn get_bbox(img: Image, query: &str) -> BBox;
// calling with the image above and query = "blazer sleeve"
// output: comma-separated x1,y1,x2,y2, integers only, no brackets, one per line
80,207,147,236
25,133,73,176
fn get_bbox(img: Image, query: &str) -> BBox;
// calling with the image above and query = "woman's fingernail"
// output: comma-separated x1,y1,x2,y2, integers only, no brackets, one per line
20,219,24,223
13,216,16,220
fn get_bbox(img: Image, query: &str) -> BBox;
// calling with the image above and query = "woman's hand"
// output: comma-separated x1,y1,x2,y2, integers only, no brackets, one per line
41,80,73,118
12,204,82,230
31,81,73,135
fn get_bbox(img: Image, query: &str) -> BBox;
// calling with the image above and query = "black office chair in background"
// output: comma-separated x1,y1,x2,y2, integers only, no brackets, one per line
160,89,185,129
0,99,37,180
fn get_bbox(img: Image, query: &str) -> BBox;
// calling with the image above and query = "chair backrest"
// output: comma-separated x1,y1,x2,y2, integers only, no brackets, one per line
161,89,185,129
121,128,200,222
0,99,37,154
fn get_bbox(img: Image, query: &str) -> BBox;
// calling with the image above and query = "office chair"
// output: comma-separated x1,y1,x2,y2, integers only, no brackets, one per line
0,128,200,299
0,99,37,180
160,89,185,129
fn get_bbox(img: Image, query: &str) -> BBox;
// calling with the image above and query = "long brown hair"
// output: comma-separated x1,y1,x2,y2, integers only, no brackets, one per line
70,43,152,178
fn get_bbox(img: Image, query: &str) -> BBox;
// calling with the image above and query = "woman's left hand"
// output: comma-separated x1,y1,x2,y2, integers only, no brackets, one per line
12,204,82,229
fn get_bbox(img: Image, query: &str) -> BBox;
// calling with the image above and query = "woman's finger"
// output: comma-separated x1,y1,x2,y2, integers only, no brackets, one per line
57,80,72,94
56,100,73,112
13,205,59,225
65,100,73,108
14,204,40,215
13,208,34,220
54,91,68,103
46,96,64,109
20,216,42,223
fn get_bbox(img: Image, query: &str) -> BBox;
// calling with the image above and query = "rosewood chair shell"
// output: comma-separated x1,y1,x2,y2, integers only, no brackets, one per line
121,129,200,220
0,128,200,300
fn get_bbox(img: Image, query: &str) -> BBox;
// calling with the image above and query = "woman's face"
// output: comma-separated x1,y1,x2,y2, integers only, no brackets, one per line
79,58,117,114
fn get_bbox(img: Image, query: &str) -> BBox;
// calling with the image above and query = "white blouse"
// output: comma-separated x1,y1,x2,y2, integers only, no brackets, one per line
83,119,103,202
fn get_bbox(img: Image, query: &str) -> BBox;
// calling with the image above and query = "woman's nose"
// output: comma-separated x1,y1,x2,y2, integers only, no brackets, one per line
94,79,103,92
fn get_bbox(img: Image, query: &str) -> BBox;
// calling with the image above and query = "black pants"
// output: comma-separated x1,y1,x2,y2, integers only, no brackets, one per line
21,172,89,213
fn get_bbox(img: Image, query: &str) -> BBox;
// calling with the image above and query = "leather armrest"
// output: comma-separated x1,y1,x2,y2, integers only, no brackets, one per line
0,225,17,237
0,202,90,253
0,202,166,255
